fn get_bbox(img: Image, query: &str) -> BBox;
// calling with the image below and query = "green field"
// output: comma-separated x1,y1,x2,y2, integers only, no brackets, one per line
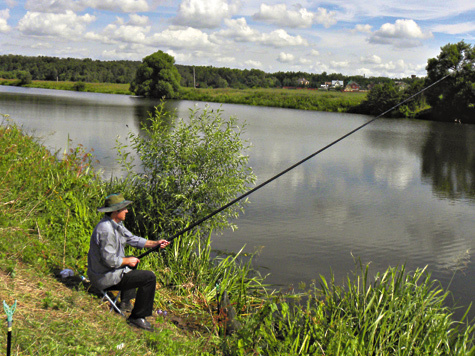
0,79,133,95
180,87,367,112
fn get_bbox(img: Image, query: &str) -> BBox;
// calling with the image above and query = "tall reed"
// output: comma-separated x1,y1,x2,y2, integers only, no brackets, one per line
222,263,474,355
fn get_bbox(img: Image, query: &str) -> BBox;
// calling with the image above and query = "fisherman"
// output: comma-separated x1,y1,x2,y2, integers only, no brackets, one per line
87,193,169,331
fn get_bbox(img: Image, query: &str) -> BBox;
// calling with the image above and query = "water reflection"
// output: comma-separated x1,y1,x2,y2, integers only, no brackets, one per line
422,123,475,201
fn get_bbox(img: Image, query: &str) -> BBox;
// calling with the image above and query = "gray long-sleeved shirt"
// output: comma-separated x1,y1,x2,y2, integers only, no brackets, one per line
87,215,146,290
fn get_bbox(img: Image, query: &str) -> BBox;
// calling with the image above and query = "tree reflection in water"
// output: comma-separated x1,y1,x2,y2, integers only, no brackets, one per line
421,123,475,201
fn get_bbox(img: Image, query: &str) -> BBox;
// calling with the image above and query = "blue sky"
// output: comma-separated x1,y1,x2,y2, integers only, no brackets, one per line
0,0,474,77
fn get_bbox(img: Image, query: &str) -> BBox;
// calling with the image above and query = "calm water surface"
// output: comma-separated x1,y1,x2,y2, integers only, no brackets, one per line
1,86,474,319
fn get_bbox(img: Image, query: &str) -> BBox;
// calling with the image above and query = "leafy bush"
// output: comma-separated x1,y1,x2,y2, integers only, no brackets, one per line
115,102,256,239
112,102,260,303
73,81,86,91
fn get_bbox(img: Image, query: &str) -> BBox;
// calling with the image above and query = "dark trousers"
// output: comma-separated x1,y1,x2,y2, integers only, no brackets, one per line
106,269,156,319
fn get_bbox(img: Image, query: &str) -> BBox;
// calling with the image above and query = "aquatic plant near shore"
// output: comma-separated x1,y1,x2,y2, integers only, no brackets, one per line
221,263,474,355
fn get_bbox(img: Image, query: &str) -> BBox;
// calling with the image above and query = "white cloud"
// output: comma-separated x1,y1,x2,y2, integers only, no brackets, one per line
30,42,54,49
313,7,338,28
0,9,11,32
361,54,382,64
354,24,372,33
17,10,95,37
261,29,308,47
85,14,150,45
25,0,149,13
432,22,475,35
277,52,295,63
216,18,307,47
253,4,336,29
311,49,320,56
101,43,150,60
82,0,149,13
174,0,241,29
330,60,349,69
369,19,433,47
356,67,372,76
25,0,83,13
322,0,475,22
148,26,215,50
377,59,406,71
216,56,236,64
164,50,195,64
128,14,149,26
102,23,150,43
311,61,329,73
216,18,260,42
245,59,262,68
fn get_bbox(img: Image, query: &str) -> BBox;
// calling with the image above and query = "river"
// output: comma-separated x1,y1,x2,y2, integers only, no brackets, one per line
1,85,474,320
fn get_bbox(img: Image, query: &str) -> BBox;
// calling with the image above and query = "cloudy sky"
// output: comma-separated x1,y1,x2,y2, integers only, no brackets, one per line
0,0,474,77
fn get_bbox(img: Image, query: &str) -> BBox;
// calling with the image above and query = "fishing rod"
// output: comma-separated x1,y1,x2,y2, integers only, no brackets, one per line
138,73,452,260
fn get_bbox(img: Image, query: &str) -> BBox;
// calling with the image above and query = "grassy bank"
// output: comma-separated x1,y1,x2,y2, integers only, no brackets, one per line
0,79,366,111
0,117,219,354
0,79,133,95
179,87,367,112
1,117,474,355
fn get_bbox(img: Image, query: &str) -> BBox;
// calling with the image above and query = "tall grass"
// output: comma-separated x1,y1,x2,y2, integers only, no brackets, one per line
222,263,474,355
0,115,104,274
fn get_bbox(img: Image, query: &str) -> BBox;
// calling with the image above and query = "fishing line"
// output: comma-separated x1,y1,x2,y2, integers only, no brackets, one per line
138,73,452,259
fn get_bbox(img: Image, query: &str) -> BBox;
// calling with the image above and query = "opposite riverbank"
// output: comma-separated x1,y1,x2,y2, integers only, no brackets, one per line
0,79,367,113
2,78,473,124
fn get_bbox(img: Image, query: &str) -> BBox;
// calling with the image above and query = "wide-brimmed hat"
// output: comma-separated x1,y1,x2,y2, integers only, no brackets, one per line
97,193,133,213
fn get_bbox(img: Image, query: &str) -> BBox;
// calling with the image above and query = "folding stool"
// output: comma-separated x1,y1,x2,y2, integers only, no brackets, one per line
101,290,125,317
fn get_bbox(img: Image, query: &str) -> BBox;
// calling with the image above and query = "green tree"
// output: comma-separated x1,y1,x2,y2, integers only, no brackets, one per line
425,41,475,123
130,50,181,98
398,78,427,118
73,81,86,91
361,82,403,116
16,70,32,86
115,102,256,238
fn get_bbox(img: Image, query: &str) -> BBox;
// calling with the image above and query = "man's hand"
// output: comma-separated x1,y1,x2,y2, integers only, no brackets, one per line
144,239,170,249
122,256,140,267
157,239,170,249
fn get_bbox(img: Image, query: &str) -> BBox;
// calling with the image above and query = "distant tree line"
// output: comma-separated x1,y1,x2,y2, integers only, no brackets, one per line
0,54,398,90
177,65,396,90
0,54,140,83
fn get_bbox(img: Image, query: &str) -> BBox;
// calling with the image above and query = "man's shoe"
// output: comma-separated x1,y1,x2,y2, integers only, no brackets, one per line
119,301,133,313
127,317,154,332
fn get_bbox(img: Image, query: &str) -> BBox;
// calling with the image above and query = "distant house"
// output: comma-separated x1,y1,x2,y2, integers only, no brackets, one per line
321,81,343,90
344,80,360,91
332,80,344,88
297,77,310,86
